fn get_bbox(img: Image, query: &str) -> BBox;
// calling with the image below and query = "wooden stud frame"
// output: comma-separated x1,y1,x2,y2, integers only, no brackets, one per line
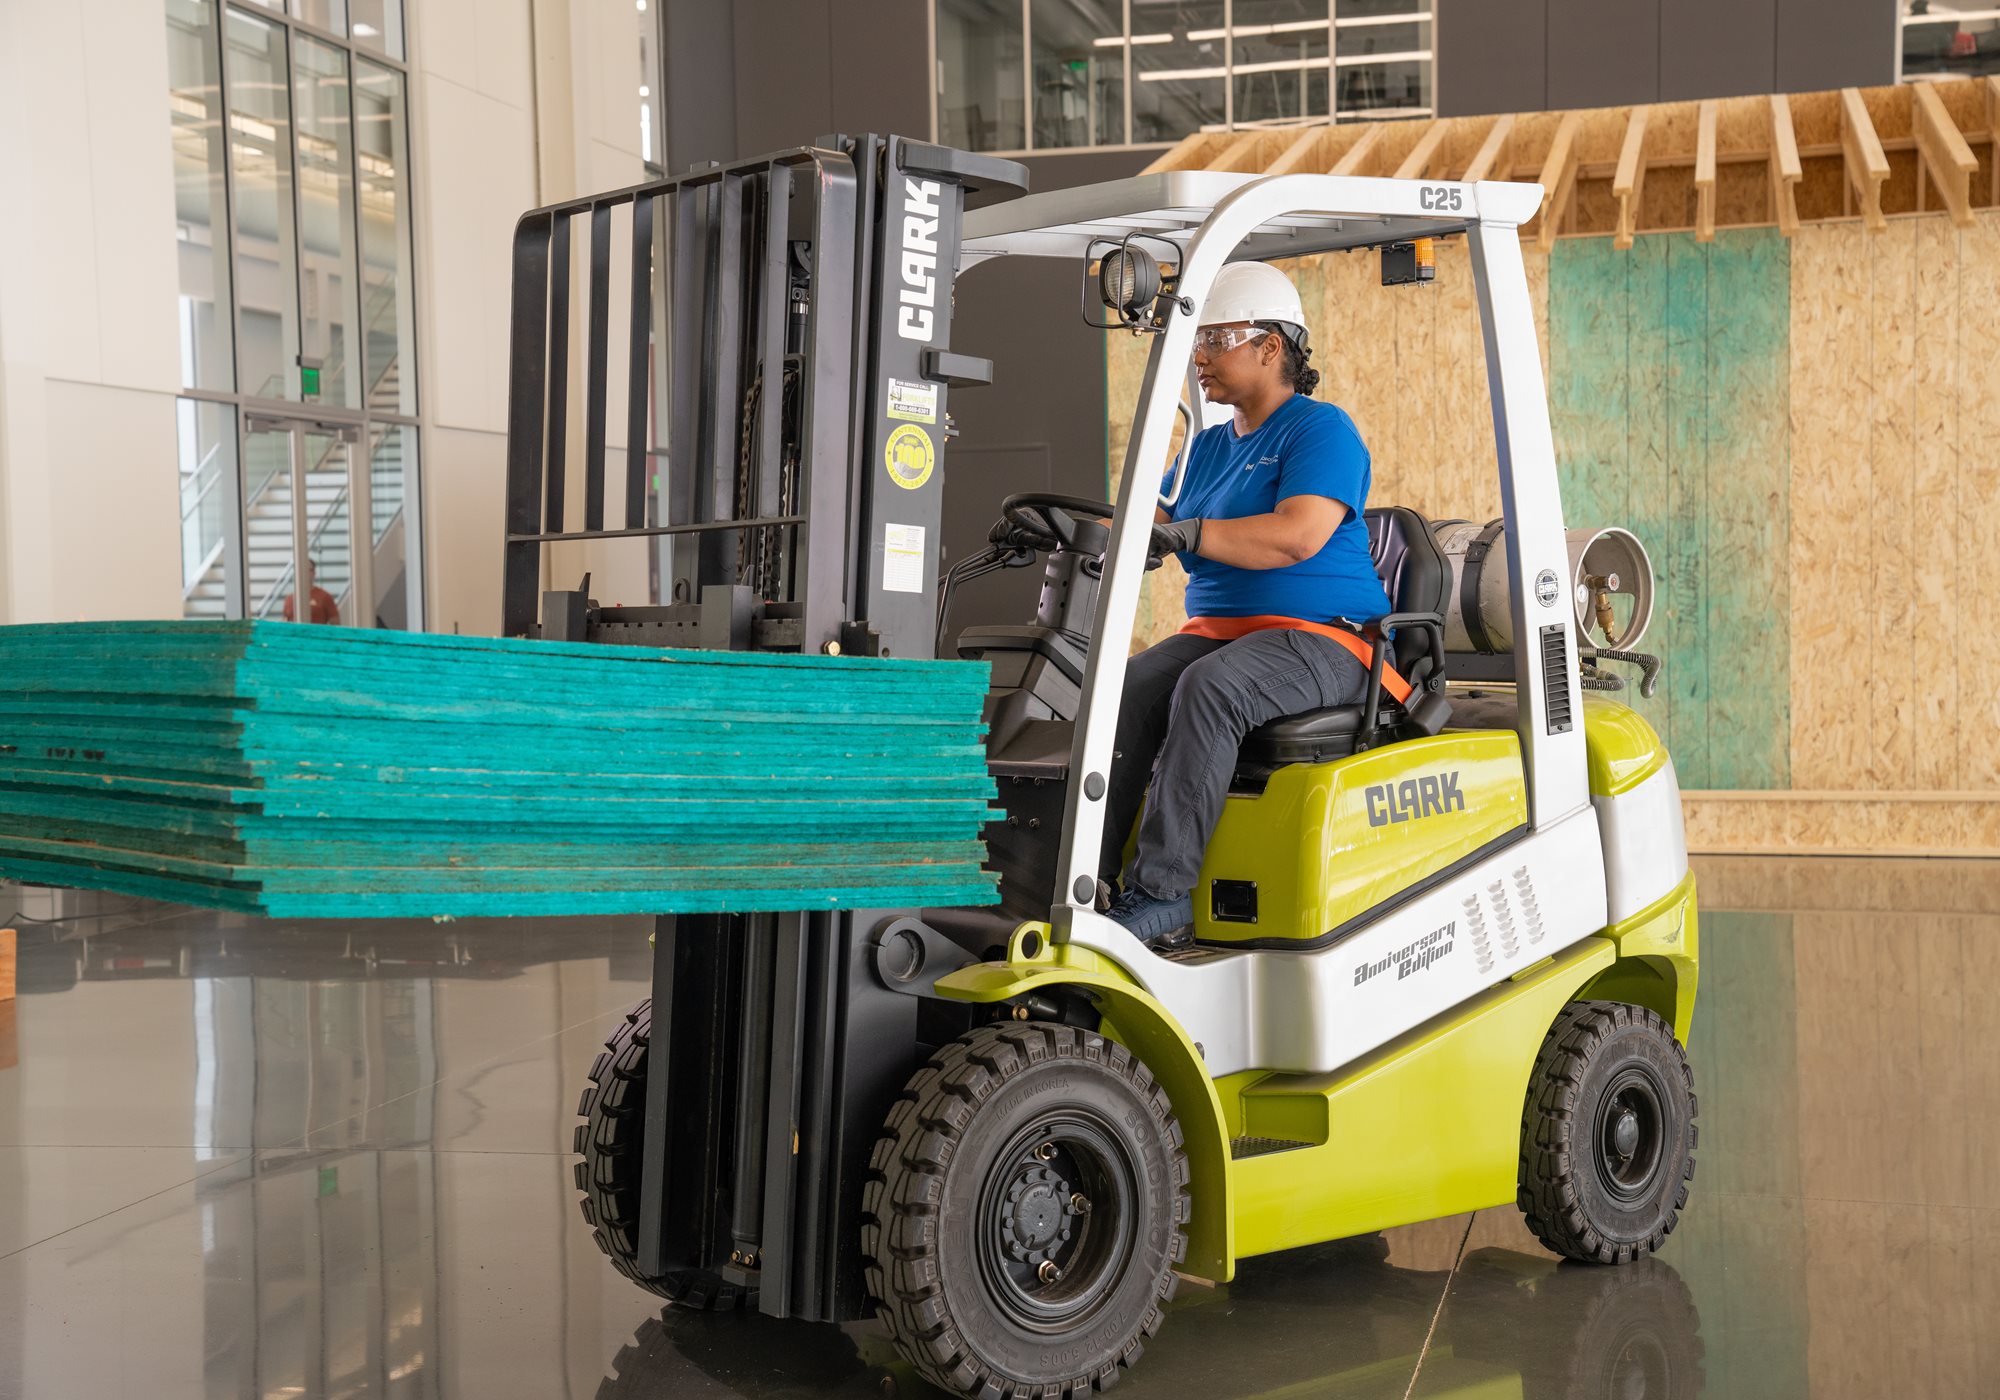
1158,75,1999,246
1694,99,1719,242
1535,111,1583,252
1770,93,1803,236
1840,87,1891,231
1614,106,1649,249
1912,83,1978,227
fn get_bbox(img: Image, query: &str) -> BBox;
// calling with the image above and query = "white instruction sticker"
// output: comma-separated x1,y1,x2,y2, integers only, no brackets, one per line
887,378,939,424
883,523,926,594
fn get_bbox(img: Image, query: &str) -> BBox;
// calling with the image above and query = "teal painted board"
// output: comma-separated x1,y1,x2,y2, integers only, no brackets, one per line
1546,231,1792,791
0,622,999,917
1624,236,1675,756
1662,234,1712,790
1549,235,1631,540
1702,230,1792,791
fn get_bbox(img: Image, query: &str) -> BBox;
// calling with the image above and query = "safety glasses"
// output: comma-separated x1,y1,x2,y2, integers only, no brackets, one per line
1190,325,1273,358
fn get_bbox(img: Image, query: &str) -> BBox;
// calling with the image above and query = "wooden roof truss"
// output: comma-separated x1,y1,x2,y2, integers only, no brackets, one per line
1144,75,2000,243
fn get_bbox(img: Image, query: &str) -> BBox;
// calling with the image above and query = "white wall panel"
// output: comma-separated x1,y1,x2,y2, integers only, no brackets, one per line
11,4,104,387
477,0,537,111
414,74,535,436
413,0,482,91
422,425,506,636
84,0,181,395
41,381,181,620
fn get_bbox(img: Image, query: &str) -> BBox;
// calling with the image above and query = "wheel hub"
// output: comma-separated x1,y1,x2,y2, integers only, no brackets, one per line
1594,1067,1668,1202
1611,1108,1641,1159
1000,1164,1076,1264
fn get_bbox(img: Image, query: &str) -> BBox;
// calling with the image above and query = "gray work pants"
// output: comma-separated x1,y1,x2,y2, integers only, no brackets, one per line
1100,628,1370,900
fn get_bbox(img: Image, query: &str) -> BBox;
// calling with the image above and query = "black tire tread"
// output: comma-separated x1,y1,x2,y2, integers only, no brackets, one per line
575,999,755,1311
1518,999,1698,1265
859,1022,1190,1400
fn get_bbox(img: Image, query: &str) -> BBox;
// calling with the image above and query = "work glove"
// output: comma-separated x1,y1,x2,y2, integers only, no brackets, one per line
1149,517,1202,561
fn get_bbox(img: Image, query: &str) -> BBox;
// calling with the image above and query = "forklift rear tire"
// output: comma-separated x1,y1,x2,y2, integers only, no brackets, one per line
574,999,756,1311
862,1023,1190,1399
1518,1000,1698,1265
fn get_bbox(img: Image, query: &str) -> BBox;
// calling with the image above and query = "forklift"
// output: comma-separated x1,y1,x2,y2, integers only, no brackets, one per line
507,134,1699,1399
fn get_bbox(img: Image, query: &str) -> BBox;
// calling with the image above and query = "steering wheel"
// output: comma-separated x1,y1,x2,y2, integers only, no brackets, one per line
997,492,1118,553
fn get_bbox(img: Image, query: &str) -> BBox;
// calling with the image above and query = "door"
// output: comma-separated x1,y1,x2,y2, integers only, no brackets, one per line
242,414,368,626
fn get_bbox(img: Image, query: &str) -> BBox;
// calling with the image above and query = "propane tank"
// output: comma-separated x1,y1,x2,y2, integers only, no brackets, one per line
1431,520,1654,654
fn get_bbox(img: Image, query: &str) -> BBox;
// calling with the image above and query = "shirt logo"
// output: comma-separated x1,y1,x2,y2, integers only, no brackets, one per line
1247,453,1280,471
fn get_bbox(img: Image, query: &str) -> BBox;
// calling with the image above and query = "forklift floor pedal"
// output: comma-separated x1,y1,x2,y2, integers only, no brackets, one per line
1230,1136,1315,1161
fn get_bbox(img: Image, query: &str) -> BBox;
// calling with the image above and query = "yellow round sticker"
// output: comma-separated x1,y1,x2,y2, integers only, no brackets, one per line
884,423,935,490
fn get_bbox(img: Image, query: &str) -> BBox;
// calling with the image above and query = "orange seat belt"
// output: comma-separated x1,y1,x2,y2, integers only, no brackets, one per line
1178,614,1414,706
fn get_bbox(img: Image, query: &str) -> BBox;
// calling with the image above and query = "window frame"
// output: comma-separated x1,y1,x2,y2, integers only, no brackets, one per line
930,0,1439,156
174,0,424,629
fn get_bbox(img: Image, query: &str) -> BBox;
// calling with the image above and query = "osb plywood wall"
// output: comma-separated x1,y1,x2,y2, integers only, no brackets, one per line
1103,214,2000,856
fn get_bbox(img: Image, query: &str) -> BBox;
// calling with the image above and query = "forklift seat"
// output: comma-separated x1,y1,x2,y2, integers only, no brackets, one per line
1233,506,1451,779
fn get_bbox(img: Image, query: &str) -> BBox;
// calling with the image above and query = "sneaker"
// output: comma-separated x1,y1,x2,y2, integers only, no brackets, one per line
1104,887,1196,951
1094,878,1119,912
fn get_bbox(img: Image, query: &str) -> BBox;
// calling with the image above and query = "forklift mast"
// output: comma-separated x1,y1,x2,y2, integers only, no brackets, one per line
499,135,1025,1321
502,133,1022,654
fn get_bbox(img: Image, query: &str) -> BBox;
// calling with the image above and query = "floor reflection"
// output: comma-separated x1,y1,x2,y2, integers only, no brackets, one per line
1,857,1997,1400
588,1239,1706,1400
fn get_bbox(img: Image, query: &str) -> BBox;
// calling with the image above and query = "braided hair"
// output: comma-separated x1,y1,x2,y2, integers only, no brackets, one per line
1259,321,1321,397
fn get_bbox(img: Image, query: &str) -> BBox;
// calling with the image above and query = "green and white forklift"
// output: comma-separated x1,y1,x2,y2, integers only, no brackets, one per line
520,135,1698,1400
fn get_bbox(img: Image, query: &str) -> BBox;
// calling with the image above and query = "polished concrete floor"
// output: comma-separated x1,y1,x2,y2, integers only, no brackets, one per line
2,854,1996,1399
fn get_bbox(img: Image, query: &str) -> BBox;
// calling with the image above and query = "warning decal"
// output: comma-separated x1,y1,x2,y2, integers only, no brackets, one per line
883,523,925,593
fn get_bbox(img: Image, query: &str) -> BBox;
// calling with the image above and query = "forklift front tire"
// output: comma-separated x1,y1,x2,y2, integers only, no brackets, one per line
574,999,756,1311
1518,1000,1698,1265
862,1023,1189,1398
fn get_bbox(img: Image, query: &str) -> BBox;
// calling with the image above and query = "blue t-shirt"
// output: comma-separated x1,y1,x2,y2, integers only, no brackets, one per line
1164,395,1392,622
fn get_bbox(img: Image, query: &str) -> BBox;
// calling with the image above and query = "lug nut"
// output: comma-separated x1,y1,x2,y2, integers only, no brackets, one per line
1070,1193,1091,1215
1038,1260,1063,1284
1034,1142,1057,1162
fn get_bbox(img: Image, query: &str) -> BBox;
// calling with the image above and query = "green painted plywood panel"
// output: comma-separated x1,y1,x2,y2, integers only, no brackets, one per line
1548,231,1792,791
1549,235,1630,539
0,622,1000,917
1663,234,1713,789
1625,235,1675,756
1703,230,1793,790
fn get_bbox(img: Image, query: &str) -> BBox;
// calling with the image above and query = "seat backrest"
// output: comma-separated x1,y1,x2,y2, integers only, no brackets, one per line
1364,506,1450,680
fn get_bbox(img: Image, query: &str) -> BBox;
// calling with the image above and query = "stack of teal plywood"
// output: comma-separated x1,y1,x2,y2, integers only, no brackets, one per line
0,621,997,917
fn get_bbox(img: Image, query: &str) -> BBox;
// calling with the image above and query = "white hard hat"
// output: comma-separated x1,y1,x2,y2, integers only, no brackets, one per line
1198,262,1307,337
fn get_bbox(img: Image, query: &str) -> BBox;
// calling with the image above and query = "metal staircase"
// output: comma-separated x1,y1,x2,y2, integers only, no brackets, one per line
182,301,408,623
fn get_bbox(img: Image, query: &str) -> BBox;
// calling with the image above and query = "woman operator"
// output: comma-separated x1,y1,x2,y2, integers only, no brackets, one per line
1100,262,1392,951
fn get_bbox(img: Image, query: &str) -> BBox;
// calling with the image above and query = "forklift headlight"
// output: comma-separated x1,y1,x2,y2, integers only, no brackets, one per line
1098,245,1161,318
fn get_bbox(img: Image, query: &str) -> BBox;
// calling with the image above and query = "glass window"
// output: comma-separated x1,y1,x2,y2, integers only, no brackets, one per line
1132,2,1227,143
226,7,302,401
1333,0,1432,116
295,37,362,408
1336,56,1430,118
167,0,234,393
639,0,664,172
297,429,354,622
164,0,422,632
355,58,416,416
1032,0,1124,148
348,0,405,60
1899,1,2000,80
939,0,1026,151
1232,1,1330,126
177,398,238,616
365,422,415,628
935,0,1435,150
295,0,349,34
